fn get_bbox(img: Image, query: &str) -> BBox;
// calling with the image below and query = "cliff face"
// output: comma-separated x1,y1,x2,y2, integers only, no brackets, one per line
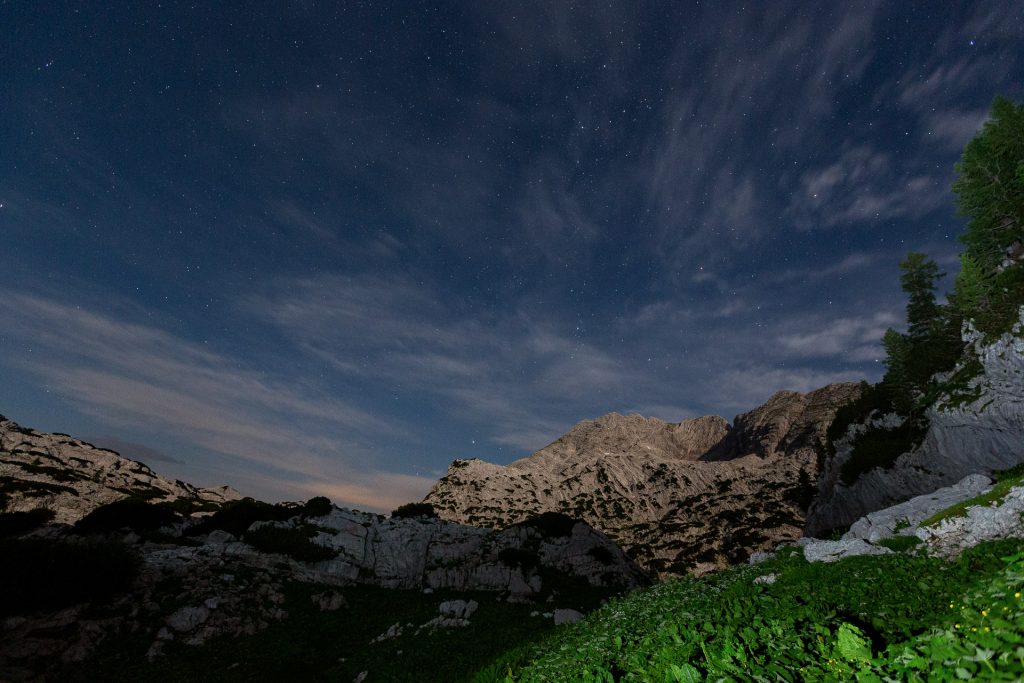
424,383,862,576
806,308,1024,536
0,416,239,524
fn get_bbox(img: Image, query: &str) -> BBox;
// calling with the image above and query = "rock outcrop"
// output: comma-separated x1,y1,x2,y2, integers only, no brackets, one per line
146,509,647,596
0,415,239,524
806,309,1024,536
424,383,862,576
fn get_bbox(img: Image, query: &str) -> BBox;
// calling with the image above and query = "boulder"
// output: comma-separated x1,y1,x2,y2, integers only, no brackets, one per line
553,608,584,625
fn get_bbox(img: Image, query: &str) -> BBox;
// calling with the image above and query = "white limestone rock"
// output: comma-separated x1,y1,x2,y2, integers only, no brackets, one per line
807,308,1024,536
843,474,993,543
553,608,584,625
917,485,1024,557
802,538,891,563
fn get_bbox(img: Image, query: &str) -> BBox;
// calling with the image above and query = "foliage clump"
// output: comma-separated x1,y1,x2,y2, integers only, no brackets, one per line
0,538,139,617
0,507,55,538
515,512,578,538
187,497,298,537
390,502,438,519
74,498,181,534
302,496,334,518
243,524,339,562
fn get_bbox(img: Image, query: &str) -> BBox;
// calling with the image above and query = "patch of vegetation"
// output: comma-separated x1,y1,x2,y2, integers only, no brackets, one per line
477,539,1024,681
243,524,339,562
587,546,615,566
0,538,139,617
74,498,182,534
921,467,1024,528
876,535,923,552
498,547,539,572
390,502,438,519
0,458,87,482
302,496,334,518
187,498,298,537
158,497,223,516
0,507,56,538
514,512,578,538
824,383,892,456
839,422,928,485
0,477,79,497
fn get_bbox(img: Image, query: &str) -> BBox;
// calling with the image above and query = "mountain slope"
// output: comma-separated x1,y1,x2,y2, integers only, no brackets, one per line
0,415,239,524
425,383,862,575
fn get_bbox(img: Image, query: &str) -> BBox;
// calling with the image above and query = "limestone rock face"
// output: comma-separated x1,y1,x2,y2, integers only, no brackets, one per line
0,416,239,524
806,309,1024,536
0,417,237,524
232,509,648,594
424,383,862,576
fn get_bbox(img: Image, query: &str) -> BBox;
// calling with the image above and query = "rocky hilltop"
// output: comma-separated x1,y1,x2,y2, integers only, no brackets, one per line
425,383,862,575
0,415,240,523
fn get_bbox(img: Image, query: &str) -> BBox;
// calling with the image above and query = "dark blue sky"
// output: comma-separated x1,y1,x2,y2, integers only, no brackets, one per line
2,2,1021,509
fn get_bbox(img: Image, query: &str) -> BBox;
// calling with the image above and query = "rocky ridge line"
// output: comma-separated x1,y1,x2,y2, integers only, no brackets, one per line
424,383,862,576
0,415,240,523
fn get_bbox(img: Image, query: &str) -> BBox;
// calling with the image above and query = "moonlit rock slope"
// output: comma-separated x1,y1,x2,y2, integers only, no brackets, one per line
807,308,1024,536
0,415,239,524
425,383,862,576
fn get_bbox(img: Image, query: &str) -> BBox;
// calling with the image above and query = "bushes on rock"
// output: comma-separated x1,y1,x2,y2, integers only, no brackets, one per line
303,496,334,518
74,498,181,534
188,497,298,537
243,524,338,562
516,512,577,538
0,538,139,616
498,547,539,571
0,507,55,538
390,502,438,519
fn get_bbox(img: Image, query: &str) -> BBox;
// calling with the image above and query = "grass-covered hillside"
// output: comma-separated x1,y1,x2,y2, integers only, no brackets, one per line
479,538,1024,681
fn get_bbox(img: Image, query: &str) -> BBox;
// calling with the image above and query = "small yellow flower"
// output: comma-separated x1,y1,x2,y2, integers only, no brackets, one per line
982,609,989,616
1015,592,1021,599
984,627,991,632
955,623,960,629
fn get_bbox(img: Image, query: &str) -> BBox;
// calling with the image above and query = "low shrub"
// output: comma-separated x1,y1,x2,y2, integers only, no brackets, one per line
188,498,297,537
0,507,56,538
74,498,181,534
515,512,578,538
303,496,334,518
243,524,338,562
839,421,928,485
390,502,438,519
876,535,923,552
498,547,539,571
0,538,139,616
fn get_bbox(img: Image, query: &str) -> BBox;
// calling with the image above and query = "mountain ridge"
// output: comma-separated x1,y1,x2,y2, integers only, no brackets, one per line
425,383,863,575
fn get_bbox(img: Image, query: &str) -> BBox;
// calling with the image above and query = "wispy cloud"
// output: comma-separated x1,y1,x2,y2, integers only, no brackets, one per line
0,290,430,510
777,312,900,362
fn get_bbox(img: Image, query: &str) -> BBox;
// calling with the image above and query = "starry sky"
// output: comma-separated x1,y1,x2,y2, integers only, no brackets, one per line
2,2,1022,511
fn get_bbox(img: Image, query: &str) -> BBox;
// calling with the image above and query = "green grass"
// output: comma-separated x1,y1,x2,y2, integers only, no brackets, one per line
476,539,1024,681
876,535,923,552
921,466,1024,528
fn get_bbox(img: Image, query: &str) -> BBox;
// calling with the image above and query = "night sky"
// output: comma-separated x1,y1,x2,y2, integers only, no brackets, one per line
2,2,1022,510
